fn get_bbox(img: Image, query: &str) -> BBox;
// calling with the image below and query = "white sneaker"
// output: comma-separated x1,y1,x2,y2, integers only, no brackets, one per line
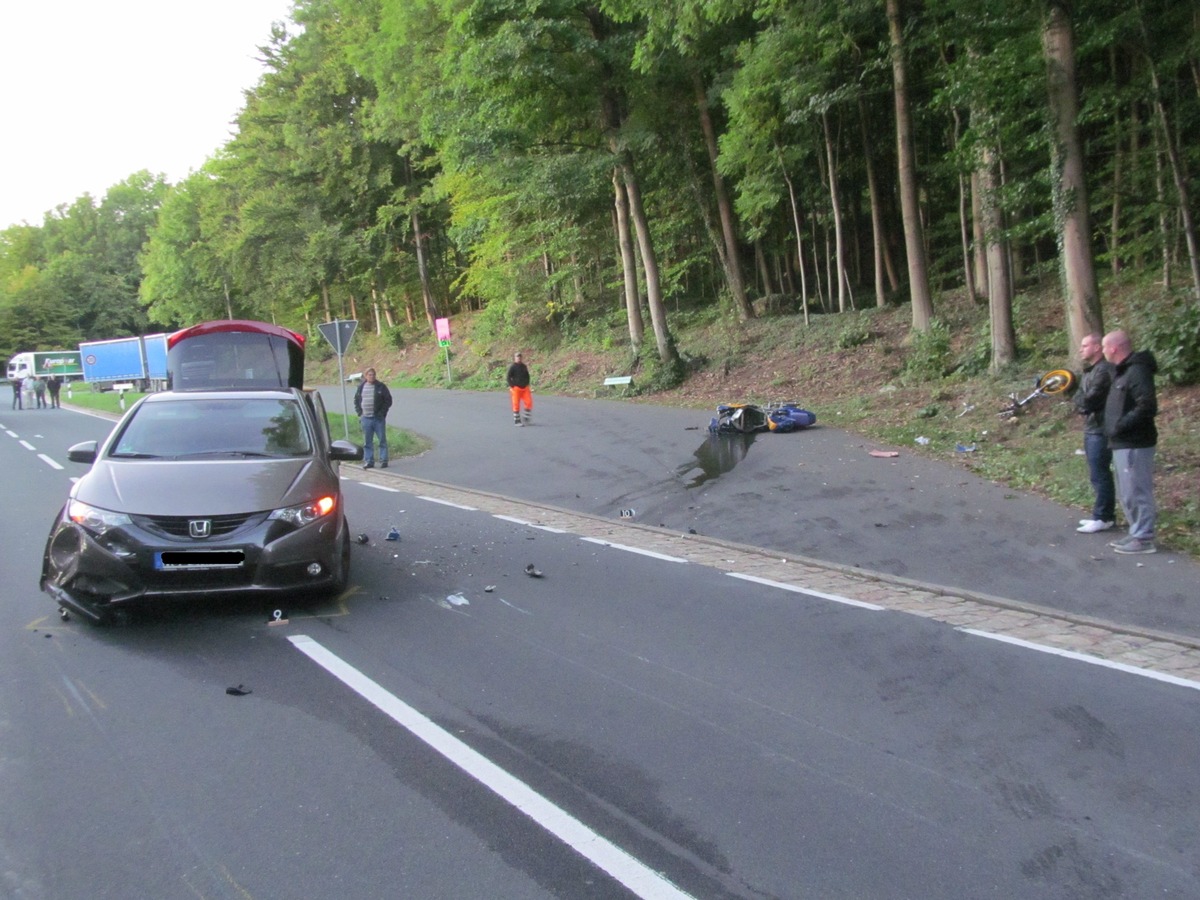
1077,519,1114,533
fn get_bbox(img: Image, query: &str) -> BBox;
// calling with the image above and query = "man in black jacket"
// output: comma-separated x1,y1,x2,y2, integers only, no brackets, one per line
353,368,393,469
506,351,533,426
1101,330,1158,554
1072,333,1115,533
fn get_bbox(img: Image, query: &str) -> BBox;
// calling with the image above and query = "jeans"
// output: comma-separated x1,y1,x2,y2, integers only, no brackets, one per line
1083,432,1114,522
360,416,388,464
1112,447,1156,539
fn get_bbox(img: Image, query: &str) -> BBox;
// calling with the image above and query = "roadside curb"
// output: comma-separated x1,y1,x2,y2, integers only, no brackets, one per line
350,466,1200,686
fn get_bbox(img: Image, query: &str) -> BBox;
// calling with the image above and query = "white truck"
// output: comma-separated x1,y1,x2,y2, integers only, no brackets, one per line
6,350,84,383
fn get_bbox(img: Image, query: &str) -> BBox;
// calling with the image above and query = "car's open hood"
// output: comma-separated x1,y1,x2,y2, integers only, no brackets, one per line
75,458,332,516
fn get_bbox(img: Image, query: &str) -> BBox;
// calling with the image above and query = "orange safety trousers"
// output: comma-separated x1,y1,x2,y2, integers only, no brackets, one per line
510,385,533,412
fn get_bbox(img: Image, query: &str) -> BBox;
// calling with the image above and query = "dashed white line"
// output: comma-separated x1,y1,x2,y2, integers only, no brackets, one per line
725,573,884,610
959,628,1200,691
419,495,478,511
359,482,401,493
288,635,695,900
19,440,35,451
38,454,64,470
580,537,688,563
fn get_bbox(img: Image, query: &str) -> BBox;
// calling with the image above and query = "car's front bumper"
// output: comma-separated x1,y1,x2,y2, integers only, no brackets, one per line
41,509,347,622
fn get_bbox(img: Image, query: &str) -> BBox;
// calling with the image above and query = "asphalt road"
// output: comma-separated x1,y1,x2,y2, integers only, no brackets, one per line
3,399,1199,899
318,386,1200,641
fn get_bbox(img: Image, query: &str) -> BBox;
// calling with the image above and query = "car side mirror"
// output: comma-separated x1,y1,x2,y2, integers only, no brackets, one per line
329,440,364,462
67,441,98,464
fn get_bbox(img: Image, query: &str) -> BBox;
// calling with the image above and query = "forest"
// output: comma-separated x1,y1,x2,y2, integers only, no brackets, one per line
1,0,1199,386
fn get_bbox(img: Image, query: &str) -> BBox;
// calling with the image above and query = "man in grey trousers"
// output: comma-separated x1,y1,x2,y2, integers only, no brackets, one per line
1101,330,1159,555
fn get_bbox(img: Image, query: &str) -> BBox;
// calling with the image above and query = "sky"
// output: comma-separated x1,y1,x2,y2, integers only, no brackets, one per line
0,1,296,230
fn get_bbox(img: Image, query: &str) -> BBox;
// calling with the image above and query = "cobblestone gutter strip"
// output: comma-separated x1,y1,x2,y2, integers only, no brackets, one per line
353,469,1200,685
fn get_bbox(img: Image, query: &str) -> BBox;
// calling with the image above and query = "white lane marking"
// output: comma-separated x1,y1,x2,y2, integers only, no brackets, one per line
580,538,688,564
19,440,36,451
288,635,695,900
493,514,568,534
498,597,532,615
39,454,64,470
360,482,401,493
4,430,16,438
726,573,884,611
419,495,478,511
959,628,1200,691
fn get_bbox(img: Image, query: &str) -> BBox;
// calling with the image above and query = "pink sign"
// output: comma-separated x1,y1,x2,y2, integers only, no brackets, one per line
435,317,451,345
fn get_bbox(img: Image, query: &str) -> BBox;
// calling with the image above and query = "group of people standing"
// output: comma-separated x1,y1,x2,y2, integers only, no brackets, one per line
1073,329,1159,555
9,374,63,410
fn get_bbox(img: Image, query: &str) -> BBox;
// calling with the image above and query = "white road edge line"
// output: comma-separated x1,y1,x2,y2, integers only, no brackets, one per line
580,537,688,564
287,635,695,900
359,482,401,493
418,495,478,511
959,628,1200,691
492,514,568,534
38,454,64,470
494,514,533,525
725,573,884,610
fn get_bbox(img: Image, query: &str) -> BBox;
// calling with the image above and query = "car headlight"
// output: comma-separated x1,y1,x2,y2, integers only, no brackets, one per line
268,495,336,527
68,500,133,535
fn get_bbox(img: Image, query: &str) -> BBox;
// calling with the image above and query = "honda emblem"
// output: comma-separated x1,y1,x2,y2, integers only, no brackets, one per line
189,519,212,539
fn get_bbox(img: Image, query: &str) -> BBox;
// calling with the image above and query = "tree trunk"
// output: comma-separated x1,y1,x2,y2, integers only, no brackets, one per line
886,0,934,331
951,108,978,306
859,98,887,308
971,172,988,296
693,69,753,320
620,156,677,365
1043,1,1104,354
1153,116,1172,290
411,208,438,328
781,166,810,326
1109,46,1124,276
979,148,1017,369
822,111,849,312
612,171,644,351
1143,44,1200,300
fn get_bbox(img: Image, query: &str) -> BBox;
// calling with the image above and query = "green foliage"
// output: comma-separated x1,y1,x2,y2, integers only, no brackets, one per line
902,320,954,383
1134,299,1200,386
836,317,873,349
382,324,408,350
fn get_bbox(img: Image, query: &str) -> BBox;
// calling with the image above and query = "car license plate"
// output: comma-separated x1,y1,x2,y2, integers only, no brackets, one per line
155,550,245,570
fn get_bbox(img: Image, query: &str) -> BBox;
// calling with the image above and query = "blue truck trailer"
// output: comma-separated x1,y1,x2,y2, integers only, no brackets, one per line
79,334,169,392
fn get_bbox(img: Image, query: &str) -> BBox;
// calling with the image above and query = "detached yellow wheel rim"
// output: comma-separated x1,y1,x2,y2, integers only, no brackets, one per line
1039,369,1076,395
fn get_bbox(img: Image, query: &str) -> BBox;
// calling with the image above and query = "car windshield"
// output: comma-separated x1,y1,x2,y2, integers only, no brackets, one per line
110,397,313,459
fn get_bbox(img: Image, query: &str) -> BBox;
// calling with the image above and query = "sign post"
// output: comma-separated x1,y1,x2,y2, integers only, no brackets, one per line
435,317,452,384
317,319,359,440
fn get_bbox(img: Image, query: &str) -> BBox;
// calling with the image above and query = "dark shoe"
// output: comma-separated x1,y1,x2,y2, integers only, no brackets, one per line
379,462,388,469
362,462,374,469
1114,538,1156,555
